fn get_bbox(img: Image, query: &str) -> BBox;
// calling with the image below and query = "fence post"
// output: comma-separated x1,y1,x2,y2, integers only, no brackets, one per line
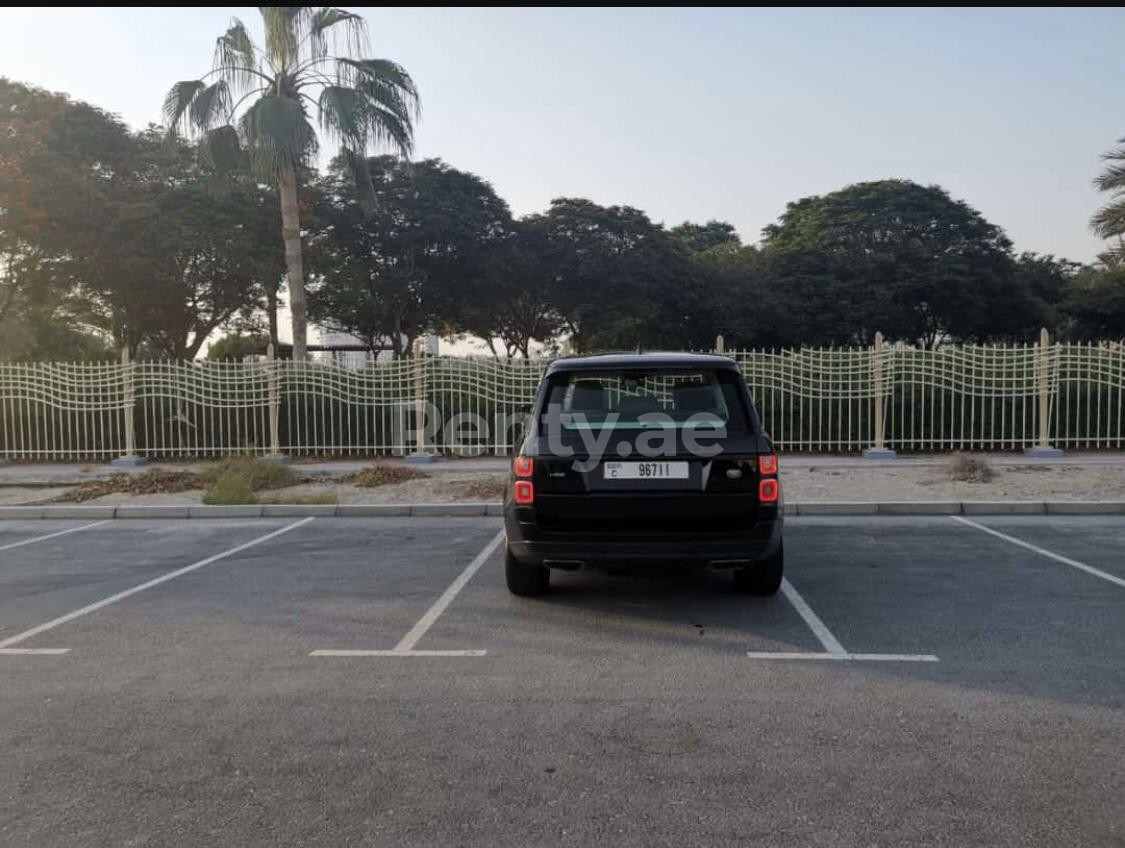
715,334,725,354
862,331,896,459
405,338,434,464
111,346,147,468
1024,327,1064,458
263,344,289,464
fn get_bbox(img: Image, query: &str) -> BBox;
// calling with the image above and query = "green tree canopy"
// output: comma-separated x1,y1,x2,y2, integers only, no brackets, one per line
671,220,741,253
308,155,511,356
761,179,1022,346
532,198,713,351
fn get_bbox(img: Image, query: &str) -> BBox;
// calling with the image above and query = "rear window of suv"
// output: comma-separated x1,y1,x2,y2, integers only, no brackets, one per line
540,369,750,431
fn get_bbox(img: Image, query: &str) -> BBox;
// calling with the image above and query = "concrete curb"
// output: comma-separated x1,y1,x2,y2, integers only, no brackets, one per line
2,501,1125,520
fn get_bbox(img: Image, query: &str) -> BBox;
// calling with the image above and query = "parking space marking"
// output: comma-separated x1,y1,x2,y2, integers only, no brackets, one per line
0,648,71,655
747,578,939,662
0,517,314,654
745,652,939,662
310,650,488,657
311,529,503,658
0,520,110,553
779,578,846,654
952,516,1125,589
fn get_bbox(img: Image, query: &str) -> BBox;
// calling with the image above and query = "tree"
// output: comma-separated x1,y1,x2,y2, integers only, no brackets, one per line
164,7,420,359
671,220,741,253
533,198,714,351
456,219,563,357
0,79,133,355
1066,259,1125,339
760,180,1021,346
206,332,268,360
308,156,511,357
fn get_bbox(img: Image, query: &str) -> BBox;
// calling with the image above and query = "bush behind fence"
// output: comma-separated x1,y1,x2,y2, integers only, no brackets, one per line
1,337,1123,460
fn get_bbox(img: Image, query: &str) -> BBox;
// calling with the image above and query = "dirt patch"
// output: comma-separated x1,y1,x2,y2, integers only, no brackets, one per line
780,463,1125,501
342,464,430,488
46,469,202,503
452,475,507,501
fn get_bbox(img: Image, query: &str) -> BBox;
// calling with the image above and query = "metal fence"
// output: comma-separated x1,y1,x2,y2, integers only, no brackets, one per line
1,332,1123,460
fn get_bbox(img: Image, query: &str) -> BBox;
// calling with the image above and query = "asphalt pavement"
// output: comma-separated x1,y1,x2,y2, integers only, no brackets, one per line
0,515,1122,847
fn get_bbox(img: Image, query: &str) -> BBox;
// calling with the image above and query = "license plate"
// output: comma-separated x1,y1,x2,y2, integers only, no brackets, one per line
603,461,689,480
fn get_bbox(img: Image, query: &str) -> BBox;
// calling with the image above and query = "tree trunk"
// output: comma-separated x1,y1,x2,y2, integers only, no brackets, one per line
267,286,280,352
278,162,307,360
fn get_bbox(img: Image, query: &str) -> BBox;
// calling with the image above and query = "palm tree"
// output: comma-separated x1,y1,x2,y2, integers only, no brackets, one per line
164,7,419,359
1092,138,1125,263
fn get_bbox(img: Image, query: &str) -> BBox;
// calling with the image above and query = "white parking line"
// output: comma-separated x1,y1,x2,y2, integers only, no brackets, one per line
747,578,939,662
0,517,314,653
0,520,110,553
0,648,72,656
952,516,1125,589
745,651,939,662
310,650,487,657
311,529,503,658
779,578,846,654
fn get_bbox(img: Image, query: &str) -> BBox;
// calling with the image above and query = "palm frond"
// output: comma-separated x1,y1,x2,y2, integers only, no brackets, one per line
238,94,319,178
1090,201,1125,239
189,81,233,131
337,58,421,118
318,85,367,148
1094,158,1125,193
259,6,310,70
163,80,206,134
365,104,414,158
309,8,367,59
213,18,259,94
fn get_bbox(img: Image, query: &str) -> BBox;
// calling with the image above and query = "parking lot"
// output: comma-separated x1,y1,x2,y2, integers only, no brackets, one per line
1,514,1122,847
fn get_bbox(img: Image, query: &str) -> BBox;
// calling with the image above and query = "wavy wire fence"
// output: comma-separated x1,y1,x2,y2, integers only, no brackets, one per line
1,339,1123,460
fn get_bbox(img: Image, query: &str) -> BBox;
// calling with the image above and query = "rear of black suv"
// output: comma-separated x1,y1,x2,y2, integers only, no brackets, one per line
503,353,783,596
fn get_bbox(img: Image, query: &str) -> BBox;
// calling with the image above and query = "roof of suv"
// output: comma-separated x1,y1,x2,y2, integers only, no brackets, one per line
546,352,739,373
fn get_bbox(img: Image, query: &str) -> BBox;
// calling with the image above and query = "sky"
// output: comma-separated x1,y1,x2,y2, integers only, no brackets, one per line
2,6,1123,266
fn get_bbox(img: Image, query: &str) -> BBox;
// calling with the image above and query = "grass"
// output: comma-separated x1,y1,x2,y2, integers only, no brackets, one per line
342,464,429,488
199,457,301,491
200,457,308,505
947,453,994,483
201,470,258,505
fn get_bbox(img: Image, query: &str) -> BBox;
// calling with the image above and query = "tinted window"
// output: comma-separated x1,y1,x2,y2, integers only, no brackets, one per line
540,369,750,431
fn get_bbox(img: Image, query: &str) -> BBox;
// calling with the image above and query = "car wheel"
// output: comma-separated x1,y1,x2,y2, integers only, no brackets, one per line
505,543,550,596
734,540,784,596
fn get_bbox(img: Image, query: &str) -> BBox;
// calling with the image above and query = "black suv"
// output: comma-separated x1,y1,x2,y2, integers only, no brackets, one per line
503,353,783,596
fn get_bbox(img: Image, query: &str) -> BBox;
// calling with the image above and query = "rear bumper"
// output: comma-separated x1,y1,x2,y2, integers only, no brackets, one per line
505,506,782,569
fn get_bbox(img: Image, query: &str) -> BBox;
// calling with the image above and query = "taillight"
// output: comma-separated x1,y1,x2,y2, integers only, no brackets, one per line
514,480,535,504
513,456,534,477
758,454,778,475
759,478,779,503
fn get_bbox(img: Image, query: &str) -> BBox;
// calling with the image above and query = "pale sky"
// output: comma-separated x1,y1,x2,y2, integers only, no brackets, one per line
3,6,1123,266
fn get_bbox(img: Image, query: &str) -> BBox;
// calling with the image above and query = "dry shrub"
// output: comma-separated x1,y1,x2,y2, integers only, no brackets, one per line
947,453,994,483
199,457,301,491
202,470,258,505
54,469,202,503
343,464,429,488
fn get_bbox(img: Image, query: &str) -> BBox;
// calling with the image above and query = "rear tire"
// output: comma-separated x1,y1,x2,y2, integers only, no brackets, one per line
505,543,550,596
734,540,784,596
